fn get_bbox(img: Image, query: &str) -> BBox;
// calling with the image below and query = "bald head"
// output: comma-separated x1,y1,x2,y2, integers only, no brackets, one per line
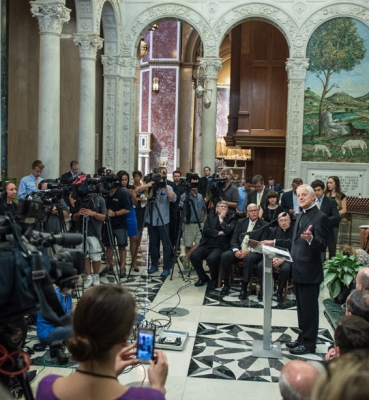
279,360,321,400
356,268,369,291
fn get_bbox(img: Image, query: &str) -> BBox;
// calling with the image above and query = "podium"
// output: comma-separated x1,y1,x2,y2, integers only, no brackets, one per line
248,240,293,359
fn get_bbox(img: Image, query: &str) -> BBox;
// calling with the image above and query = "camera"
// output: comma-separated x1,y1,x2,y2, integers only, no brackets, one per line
50,340,68,364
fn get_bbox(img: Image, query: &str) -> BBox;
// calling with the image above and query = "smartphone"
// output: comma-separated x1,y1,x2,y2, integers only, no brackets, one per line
136,328,155,364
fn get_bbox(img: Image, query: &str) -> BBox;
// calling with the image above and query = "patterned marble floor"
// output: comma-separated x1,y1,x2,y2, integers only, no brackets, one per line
26,233,335,400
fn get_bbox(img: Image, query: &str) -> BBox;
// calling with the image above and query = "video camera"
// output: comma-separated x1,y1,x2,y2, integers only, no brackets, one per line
143,169,167,189
179,172,200,192
208,173,227,194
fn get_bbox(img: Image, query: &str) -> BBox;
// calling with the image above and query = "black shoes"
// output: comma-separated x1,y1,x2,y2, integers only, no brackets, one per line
99,266,113,276
286,340,300,349
221,285,230,296
194,277,210,287
257,291,263,301
208,279,217,289
289,344,315,355
239,290,248,300
276,294,284,302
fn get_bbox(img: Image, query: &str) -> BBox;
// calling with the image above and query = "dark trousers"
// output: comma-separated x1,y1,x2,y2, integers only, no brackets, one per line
221,250,263,282
328,226,339,259
190,245,223,281
294,282,320,350
257,260,291,295
149,224,172,270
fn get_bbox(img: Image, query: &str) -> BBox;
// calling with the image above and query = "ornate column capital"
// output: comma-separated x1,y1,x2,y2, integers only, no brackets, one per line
101,55,139,78
286,58,310,80
30,1,71,35
73,34,104,60
199,58,222,80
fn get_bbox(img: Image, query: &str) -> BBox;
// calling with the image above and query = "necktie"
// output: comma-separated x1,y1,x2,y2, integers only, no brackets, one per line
317,199,321,209
257,192,261,206
36,177,39,189
247,221,255,232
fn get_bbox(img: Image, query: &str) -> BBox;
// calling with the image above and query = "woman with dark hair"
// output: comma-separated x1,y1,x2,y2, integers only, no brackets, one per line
36,286,168,399
0,181,18,216
132,170,147,248
325,176,347,256
259,190,284,228
118,170,139,272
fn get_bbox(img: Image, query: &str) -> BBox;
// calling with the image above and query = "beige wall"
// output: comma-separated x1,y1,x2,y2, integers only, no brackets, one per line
8,0,103,180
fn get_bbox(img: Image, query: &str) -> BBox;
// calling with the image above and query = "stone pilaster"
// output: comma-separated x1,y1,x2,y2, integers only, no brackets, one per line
285,58,309,186
177,63,194,173
74,34,103,174
199,58,222,171
30,1,71,178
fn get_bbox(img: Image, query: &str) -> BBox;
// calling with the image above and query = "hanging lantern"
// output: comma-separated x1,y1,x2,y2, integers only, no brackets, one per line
152,75,160,94
139,37,149,58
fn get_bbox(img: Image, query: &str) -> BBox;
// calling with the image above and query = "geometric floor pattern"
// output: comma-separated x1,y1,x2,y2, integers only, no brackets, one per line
204,284,297,310
188,322,333,382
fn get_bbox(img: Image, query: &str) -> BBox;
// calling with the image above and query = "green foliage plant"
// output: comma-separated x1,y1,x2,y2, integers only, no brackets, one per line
322,251,363,299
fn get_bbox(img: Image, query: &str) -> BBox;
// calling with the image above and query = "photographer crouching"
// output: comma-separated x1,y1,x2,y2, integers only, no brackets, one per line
72,192,106,288
137,171,176,277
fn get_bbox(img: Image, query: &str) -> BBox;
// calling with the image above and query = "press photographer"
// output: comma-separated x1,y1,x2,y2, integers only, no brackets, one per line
0,181,18,216
72,186,106,288
137,170,176,277
102,173,130,278
208,168,239,215
178,173,206,267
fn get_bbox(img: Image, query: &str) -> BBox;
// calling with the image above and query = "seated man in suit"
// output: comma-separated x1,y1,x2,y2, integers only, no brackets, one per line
190,201,236,288
220,203,270,299
246,174,270,209
257,212,293,302
311,179,340,260
281,178,303,220
60,160,80,184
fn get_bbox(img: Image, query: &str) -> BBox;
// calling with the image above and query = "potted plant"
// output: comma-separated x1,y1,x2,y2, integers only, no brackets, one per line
322,251,363,304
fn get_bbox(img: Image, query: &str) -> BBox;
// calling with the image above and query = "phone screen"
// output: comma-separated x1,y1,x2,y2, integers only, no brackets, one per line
137,328,155,364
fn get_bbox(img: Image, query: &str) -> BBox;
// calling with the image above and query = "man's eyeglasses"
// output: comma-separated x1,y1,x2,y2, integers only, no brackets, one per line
248,209,258,213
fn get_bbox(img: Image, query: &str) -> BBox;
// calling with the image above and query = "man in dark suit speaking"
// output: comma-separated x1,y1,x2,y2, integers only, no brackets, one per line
264,184,329,355
220,203,270,299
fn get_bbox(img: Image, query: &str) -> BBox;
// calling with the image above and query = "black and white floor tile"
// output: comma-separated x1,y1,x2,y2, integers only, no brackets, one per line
204,284,296,310
188,322,333,382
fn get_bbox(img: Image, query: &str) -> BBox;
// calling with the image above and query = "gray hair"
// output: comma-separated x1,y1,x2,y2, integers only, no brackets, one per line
247,203,259,211
296,184,314,195
221,167,233,175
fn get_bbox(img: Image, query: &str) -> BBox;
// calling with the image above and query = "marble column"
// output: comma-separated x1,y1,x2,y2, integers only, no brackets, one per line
177,63,194,173
73,34,103,175
121,58,139,173
199,58,222,172
30,1,71,178
285,58,309,186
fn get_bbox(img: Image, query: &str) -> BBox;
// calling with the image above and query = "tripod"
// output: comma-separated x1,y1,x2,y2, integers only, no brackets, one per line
102,215,123,284
126,187,185,281
172,190,203,279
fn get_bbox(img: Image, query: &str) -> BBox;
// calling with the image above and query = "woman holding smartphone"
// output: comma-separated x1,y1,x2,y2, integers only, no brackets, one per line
36,285,168,400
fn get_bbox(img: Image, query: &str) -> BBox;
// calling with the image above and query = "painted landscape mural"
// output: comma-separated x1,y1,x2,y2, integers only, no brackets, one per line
303,18,369,162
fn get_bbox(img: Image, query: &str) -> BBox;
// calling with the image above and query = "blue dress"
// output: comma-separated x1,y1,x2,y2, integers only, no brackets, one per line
122,188,138,237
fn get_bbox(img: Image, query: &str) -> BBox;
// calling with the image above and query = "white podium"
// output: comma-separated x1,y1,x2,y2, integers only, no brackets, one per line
248,240,292,359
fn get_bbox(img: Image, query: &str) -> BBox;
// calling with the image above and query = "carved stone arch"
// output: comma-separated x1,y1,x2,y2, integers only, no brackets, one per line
122,3,213,58
300,3,369,56
212,3,299,58
184,29,201,63
100,1,119,55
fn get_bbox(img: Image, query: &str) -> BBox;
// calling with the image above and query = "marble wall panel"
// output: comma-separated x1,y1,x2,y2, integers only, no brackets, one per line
152,21,178,60
150,67,177,172
141,70,149,133
216,88,229,137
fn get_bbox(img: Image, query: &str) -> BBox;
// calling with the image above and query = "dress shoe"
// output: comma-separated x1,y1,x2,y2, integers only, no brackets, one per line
148,266,159,274
221,285,230,296
208,279,217,289
194,277,210,287
257,291,263,301
289,344,315,355
276,294,284,302
286,340,300,349
160,269,171,278
239,290,248,300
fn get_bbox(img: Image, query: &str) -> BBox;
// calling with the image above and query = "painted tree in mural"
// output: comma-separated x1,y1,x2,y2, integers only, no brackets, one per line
307,18,366,136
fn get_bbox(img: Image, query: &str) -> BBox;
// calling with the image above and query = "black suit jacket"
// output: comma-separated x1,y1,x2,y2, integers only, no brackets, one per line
230,217,270,249
281,190,295,214
277,206,329,284
199,212,236,251
198,176,209,198
267,183,284,195
246,188,270,209
319,196,340,243
60,171,74,184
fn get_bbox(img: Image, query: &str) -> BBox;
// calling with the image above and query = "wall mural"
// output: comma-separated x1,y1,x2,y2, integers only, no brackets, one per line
303,18,369,163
